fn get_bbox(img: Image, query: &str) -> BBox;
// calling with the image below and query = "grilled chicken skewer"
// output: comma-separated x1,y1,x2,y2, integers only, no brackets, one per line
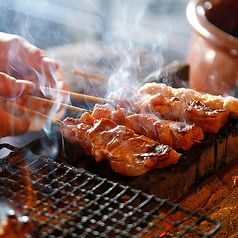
138,82,238,119
40,80,238,119
60,113,181,176
108,88,230,133
138,93,229,133
24,84,230,134
91,103,204,150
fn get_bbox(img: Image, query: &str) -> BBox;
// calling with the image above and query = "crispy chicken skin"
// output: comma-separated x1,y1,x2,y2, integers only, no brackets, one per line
91,104,204,150
138,83,238,119
60,113,181,176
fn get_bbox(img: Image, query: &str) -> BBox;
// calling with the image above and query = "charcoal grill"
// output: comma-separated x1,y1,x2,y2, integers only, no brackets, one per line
0,135,221,238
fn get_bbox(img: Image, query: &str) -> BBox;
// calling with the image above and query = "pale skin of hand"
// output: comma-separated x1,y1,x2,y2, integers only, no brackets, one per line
0,32,69,90
0,73,36,137
0,32,69,138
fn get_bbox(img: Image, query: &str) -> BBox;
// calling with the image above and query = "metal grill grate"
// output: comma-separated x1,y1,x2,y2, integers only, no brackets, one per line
0,145,221,237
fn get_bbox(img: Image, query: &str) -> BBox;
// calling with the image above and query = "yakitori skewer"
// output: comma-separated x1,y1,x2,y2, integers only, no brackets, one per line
40,86,108,103
73,70,109,83
24,95,90,113
6,101,62,125
72,70,137,89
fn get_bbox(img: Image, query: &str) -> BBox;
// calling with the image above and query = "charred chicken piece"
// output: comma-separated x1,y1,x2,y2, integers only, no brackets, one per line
60,113,181,176
109,87,229,133
137,93,174,119
91,103,133,125
137,82,238,119
91,104,204,150
184,100,230,134
126,114,204,150
140,94,229,133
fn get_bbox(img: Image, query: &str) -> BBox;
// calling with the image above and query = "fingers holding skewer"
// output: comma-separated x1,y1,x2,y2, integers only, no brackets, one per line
23,95,91,114
0,105,30,137
40,86,108,103
5,91,95,129
6,101,62,126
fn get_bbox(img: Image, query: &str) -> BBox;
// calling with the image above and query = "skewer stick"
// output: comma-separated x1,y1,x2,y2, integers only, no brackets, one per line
40,86,108,103
72,70,137,90
6,101,62,125
24,95,91,113
72,70,109,83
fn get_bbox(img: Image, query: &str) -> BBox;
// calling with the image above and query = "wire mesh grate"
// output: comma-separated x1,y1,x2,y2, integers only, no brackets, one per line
0,146,221,237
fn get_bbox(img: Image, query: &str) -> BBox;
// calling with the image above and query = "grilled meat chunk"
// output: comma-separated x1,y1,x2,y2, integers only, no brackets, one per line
138,82,237,118
60,113,181,176
184,100,229,133
92,104,204,150
140,94,229,133
108,87,229,133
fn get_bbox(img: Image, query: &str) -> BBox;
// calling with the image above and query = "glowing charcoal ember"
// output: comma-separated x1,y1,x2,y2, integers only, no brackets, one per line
0,209,34,238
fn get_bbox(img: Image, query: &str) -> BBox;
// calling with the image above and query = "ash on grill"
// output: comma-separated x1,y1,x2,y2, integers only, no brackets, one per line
0,141,220,237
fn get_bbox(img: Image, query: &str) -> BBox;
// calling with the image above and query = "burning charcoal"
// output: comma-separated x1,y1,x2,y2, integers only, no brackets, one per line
0,139,222,237
0,210,34,238
138,60,189,88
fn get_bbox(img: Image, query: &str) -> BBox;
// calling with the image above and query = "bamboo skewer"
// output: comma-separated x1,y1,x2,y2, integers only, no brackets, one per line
72,70,109,83
24,95,91,113
10,80,120,124
6,101,62,125
72,70,137,90
40,86,109,103
6,87,108,126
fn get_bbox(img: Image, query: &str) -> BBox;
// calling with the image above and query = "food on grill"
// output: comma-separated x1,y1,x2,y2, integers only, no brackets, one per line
108,88,230,133
91,103,204,150
108,87,144,111
139,93,229,133
182,100,230,134
137,82,238,119
60,113,181,176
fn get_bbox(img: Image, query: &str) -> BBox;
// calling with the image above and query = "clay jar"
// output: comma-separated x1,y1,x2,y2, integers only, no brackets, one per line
186,0,238,96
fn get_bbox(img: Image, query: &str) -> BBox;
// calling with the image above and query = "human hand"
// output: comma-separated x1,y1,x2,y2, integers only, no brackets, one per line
0,32,69,92
0,72,36,138
0,32,70,137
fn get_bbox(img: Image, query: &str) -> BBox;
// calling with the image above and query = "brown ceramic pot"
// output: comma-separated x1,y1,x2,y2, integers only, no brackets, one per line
186,0,238,96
